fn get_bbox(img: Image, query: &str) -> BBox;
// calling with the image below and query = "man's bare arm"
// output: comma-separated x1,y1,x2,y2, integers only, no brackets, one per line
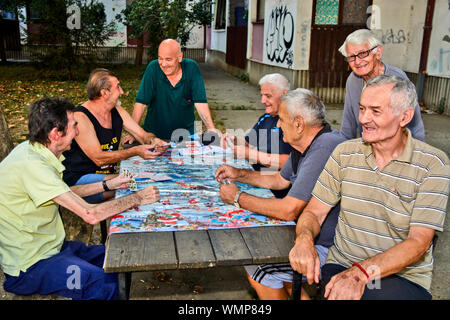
194,102,215,130
53,185,159,225
131,102,147,125
74,112,161,165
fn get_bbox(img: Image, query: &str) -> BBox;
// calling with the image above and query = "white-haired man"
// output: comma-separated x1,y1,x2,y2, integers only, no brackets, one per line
215,88,345,299
289,74,449,300
339,29,425,141
223,73,292,198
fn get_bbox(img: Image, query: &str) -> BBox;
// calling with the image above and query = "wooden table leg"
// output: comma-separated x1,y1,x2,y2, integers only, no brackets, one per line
292,271,302,300
118,272,131,300
100,220,107,245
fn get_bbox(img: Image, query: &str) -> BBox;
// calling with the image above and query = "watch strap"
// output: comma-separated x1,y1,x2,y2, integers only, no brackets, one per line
102,179,111,192
233,190,243,208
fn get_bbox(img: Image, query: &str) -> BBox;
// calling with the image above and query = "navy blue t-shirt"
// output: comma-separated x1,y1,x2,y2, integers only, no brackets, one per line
245,113,292,198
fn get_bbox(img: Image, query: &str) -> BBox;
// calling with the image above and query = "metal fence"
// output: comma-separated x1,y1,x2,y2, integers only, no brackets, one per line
5,45,206,64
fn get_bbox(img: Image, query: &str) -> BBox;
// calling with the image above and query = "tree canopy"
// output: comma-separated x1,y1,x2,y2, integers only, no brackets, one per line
117,0,213,65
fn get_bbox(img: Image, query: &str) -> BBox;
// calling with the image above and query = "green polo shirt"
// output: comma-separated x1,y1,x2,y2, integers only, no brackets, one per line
0,141,70,276
136,58,208,140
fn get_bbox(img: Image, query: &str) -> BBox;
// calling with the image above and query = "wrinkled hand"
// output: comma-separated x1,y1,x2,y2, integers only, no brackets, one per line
106,174,132,190
324,266,368,300
221,133,236,149
121,134,135,146
289,236,321,285
149,137,170,153
137,185,160,205
134,144,164,159
215,164,240,183
219,183,239,205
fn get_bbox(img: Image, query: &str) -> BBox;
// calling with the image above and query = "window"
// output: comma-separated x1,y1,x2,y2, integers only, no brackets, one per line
215,0,226,29
256,0,265,22
314,0,340,25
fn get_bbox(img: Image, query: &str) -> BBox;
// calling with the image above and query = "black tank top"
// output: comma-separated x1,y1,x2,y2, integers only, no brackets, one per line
62,105,123,186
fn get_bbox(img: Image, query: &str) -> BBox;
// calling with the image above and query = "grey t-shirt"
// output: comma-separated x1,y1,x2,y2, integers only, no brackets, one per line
280,127,345,247
340,62,425,141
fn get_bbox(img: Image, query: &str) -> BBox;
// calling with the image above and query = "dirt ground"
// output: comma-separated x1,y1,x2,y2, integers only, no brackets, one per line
1,63,449,300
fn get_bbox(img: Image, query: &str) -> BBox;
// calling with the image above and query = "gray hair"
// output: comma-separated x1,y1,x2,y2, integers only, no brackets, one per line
365,74,418,115
338,29,383,57
280,88,326,126
258,73,290,92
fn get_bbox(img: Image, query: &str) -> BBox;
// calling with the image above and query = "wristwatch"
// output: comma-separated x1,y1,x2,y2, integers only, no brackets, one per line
233,190,243,209
102,180,111,192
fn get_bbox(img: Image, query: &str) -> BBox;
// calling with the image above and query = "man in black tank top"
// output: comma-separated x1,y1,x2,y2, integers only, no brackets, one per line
62,68,167,203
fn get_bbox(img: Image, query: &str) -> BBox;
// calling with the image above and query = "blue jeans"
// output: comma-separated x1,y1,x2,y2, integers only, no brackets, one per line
3,241,118,300
321,263,432,300
74,173,108,204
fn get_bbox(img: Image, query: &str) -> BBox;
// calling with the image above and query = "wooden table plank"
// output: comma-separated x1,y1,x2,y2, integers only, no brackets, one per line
104,232,178,273
240,225,296,264
270,225,296,256
174,230,216,269
208,229,253,266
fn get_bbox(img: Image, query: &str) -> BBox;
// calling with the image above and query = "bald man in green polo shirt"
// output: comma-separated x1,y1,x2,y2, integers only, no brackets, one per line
124,39,215,142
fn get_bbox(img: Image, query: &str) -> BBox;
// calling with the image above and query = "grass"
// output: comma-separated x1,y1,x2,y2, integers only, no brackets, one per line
0,62,223,144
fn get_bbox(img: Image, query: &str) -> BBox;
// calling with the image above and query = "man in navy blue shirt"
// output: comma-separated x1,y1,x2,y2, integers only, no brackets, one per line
223,74,292,197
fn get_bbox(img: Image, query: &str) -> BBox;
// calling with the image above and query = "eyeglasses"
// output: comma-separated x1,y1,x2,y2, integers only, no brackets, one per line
344,47,378,62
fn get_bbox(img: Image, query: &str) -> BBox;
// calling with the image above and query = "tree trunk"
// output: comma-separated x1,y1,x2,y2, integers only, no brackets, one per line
135,34,144,66
0,105,14,162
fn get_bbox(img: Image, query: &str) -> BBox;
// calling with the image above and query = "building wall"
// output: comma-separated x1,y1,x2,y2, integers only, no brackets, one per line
427,0,450,78
371,0,426,73
102,0,127,47
207,0,450,113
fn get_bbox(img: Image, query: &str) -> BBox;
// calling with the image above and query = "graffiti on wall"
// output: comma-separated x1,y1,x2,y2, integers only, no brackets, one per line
381,29,406,45
264,4,296,69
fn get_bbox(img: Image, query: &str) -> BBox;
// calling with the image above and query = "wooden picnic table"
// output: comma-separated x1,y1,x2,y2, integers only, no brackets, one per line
103,225,296,300
103,148,296,300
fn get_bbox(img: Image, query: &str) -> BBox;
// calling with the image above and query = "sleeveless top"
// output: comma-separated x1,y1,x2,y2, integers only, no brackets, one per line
62,105,123,186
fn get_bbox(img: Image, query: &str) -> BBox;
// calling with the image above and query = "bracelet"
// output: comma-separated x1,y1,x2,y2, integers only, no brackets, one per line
352,262,370,279
102,180,111,192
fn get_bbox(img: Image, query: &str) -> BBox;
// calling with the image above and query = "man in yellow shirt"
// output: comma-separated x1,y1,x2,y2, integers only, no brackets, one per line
0,97,160,300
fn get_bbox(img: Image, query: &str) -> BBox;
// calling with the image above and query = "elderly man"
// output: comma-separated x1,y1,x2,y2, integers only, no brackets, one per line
0,97,160,300
215,89,345,299
223,73,292,198
126,38,215,142
339,29,425,141
289,75,449,300
62,68,166,204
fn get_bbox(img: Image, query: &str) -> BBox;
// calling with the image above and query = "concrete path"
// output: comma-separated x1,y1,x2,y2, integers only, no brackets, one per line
1,63,449,300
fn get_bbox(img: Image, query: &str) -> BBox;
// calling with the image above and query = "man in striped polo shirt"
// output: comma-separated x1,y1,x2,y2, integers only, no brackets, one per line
289,74,449,299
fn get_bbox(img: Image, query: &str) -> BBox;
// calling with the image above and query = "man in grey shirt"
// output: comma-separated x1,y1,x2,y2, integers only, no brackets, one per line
215,88,345,300
339,29,425,141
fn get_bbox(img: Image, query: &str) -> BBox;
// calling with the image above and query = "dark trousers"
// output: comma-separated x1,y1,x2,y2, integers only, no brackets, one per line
3,241,118,300
321,263,432,300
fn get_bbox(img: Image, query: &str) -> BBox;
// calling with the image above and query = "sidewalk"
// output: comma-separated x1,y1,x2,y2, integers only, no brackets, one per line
1,63,449,300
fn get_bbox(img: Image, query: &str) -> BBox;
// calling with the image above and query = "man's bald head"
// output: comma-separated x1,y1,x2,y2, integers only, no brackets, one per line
158,39,183,77
159,39,181,55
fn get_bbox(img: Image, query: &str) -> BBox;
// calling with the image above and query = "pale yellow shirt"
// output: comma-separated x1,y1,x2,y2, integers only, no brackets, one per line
0,141,70,276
